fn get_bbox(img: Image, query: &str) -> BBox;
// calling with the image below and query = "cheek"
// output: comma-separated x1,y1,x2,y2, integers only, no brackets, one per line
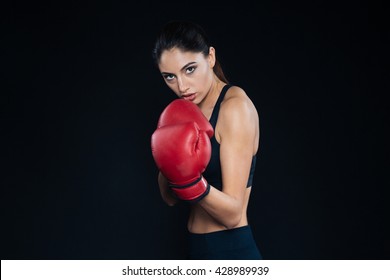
198,67,214,89
195,65,212,84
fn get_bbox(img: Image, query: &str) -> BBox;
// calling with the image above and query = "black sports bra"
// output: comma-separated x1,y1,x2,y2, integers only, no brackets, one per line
203,84,256,190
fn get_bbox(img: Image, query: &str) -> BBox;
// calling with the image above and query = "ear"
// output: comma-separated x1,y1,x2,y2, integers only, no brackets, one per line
208,47,216,68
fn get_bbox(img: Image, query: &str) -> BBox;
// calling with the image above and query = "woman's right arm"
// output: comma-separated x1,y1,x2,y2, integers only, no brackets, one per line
158,172,178,206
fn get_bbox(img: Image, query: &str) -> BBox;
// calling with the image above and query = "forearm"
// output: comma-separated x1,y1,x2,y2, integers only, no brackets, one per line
198,186,243,228
158,172,178,206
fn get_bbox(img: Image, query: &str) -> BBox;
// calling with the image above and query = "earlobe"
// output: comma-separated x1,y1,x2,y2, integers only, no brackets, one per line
209,47,216,68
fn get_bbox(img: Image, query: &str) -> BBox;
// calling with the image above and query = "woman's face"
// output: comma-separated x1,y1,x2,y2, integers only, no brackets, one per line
158,47,215,104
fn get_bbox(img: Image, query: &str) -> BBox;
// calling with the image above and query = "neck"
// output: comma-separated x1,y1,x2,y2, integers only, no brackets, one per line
198,76,225,111
197,76,225,119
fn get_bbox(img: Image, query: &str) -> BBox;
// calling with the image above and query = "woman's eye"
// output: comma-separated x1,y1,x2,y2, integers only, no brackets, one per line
164,74,175,81
186,66,196,74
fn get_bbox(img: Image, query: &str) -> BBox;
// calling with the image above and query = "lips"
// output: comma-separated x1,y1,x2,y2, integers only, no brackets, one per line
182,93,196,102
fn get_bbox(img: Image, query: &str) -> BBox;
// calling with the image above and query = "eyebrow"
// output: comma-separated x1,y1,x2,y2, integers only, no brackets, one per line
160,61,197,75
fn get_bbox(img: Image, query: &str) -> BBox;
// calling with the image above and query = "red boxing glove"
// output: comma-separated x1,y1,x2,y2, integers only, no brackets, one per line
151,99,213,202
157,99,214,138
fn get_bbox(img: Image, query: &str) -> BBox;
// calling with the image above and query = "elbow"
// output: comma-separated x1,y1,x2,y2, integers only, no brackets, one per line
164,196,178,207
219,200,244,229
224,213,242,229
166,200,177,207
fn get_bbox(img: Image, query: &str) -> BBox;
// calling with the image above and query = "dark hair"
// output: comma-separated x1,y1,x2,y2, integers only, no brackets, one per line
152,20,229,84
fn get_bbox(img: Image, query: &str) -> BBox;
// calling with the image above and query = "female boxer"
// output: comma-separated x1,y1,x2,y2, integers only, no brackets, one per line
151,20,262,260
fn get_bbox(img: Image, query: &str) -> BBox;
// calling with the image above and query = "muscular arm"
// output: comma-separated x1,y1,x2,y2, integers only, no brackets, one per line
198,89,259,228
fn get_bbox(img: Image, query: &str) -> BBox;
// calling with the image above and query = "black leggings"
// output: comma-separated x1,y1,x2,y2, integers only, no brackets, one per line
187,225,262,260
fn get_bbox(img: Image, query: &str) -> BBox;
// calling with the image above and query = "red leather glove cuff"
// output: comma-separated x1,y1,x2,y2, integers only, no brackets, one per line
169,176,210,203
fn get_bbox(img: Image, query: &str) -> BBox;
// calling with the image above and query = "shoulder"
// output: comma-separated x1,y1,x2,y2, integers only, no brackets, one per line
214,85,259,140
220,85,258,120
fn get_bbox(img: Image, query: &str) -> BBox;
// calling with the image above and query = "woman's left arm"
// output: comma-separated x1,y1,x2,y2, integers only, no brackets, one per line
198,90,259,228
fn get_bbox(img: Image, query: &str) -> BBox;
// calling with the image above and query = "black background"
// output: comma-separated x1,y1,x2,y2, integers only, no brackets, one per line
2,0,388,260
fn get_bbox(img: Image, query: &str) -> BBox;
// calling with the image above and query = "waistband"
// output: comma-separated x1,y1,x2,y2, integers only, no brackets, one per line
188,226,255,251
187,225,262,259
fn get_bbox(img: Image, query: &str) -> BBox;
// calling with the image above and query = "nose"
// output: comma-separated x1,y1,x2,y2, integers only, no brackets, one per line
177,77,189,94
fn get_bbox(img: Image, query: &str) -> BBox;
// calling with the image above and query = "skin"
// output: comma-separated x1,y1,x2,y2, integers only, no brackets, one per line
157,46,260,233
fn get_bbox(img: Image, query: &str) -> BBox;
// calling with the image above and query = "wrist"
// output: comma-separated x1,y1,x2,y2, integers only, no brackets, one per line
169,176,210,202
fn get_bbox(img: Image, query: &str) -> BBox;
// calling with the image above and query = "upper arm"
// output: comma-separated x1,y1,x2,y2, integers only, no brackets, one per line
217,88,259,201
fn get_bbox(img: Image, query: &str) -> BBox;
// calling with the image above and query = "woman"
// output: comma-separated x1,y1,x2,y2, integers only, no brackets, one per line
152,20,262,260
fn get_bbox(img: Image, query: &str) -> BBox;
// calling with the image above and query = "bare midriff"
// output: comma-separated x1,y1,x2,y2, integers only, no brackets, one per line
187,187,252,233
